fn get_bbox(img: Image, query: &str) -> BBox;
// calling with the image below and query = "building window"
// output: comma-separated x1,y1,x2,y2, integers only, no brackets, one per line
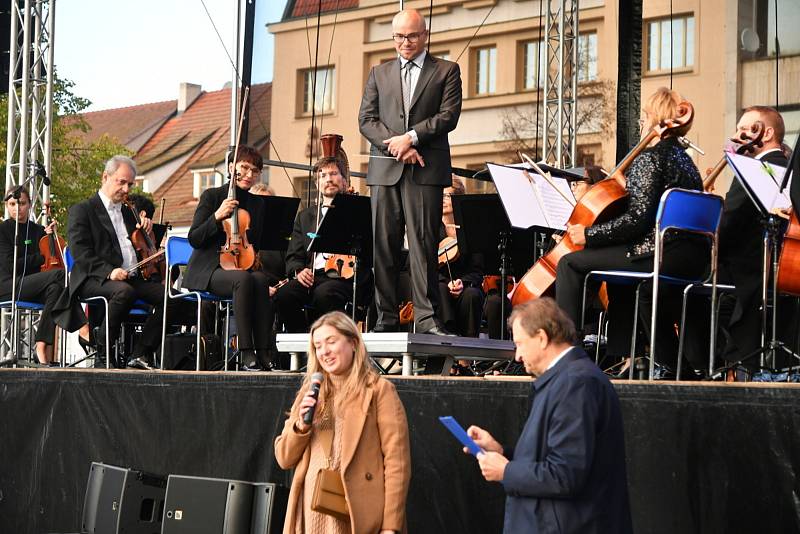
474,47,497,95
193,169,221,198
433,51,450,61
645,15,695,74
521,41,545,90
301,66,335,114
578,33,598,82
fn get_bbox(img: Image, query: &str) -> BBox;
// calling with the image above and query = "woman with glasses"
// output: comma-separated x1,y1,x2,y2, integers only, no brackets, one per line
183,145,275,370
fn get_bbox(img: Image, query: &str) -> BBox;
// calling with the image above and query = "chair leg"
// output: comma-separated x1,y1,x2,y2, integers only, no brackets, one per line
676,285,693,381
629,284,641,381
595,311,605,365
196,299,202,372
224,303,231,371
104,300,111,370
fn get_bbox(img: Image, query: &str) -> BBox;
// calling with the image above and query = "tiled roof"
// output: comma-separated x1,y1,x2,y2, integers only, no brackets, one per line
140,83,272,227
284,0,359,20
69,100,176,151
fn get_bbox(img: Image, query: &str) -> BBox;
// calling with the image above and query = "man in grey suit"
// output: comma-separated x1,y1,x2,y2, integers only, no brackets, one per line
358,8,462,335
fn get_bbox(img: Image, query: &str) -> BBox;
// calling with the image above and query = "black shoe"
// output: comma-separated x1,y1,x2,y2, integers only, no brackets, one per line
421,325,456,336
127,356,153,370
78,334,94,355
240,363,266,371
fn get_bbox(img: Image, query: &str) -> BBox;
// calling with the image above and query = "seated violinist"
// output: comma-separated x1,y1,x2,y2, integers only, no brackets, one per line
66,155,171,369
555,87,708,378
0,187,68,365
438,177,484,337
183,145,275,371
274,156,372,332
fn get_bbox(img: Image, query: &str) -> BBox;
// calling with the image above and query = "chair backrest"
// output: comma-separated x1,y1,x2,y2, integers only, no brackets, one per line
656,188,724,236
165,236,194,268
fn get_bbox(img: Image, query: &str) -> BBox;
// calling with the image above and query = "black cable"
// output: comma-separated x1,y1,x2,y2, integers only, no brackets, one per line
669,0,673,89
318,0,341,137
454,3,496,62
774,0,779,107
534,0,543,159
428,0,434,47
307,0,323,208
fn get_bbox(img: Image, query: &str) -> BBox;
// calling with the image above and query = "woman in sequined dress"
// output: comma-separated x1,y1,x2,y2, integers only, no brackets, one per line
555,87,709,376
274,311,411,534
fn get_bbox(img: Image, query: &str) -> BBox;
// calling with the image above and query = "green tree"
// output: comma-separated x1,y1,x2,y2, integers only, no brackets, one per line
0,75,140,229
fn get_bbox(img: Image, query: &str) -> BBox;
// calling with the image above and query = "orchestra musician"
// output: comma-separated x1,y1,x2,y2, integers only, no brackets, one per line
274,156,372,333
437,178,484,338
183,145,274,371
358,8,462,336
555,87,708,377
0,187,67,365
66,155,169,369
686,106,792,373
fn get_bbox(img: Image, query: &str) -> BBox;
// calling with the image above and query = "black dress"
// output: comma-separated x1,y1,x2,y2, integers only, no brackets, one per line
0,218,65,345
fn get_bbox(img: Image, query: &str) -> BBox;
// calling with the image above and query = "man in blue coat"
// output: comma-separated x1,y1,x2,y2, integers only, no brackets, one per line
468,298,632,533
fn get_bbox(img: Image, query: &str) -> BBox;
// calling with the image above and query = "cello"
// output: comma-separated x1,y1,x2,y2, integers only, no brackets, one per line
702,121,765,193
510,101,695,307
777,210,800,296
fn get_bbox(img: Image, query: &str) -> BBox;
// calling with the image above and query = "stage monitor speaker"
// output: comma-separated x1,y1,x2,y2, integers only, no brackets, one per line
81,462,167,534
161,475,287,534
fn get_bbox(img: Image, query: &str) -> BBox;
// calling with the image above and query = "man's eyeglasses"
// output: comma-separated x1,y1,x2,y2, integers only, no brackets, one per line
238,164,262,176
392,32,424,44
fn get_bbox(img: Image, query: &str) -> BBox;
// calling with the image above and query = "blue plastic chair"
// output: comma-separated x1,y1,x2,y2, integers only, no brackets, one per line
64,248,152,368
160,236,232,371
581,188,725,380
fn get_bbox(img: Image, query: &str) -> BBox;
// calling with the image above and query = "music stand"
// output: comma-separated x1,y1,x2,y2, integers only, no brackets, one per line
307,193,372,322
716,153,798,376
451,194,536,340
254,196,301,251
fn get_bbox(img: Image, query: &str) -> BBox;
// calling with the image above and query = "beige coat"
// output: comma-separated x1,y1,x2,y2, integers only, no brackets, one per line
275,378,411,534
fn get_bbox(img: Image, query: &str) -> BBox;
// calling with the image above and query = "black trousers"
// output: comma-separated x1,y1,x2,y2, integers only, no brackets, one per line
0,269,65,344
275,275,354,333
437,283,484,337
208,268,273,351
78,276,166,357
371,168,443,331
555,240,708,370
484,292,511,339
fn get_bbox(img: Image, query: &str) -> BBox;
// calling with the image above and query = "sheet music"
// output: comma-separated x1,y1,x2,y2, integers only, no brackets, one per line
487,163,574,230
726,153,792,213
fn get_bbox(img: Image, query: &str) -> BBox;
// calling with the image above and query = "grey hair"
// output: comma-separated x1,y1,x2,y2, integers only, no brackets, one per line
104,155,137,177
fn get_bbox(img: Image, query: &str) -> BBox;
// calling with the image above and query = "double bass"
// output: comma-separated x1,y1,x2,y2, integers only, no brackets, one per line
318,133,358,280
510,101,695,306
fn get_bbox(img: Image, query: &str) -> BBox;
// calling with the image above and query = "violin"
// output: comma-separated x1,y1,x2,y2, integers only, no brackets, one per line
399,300,414,325
703,121,765,192
38,202,66,272
510,101,695,307
482,275,515,295
126,199,166,281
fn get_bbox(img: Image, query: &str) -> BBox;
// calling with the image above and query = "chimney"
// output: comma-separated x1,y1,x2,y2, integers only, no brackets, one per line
178,82,202,114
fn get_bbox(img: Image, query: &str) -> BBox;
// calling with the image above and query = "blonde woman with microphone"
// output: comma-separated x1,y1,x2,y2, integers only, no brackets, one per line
275,311,411,534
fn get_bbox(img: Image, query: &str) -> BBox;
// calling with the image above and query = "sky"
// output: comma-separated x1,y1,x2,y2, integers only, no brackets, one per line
54,0,288,111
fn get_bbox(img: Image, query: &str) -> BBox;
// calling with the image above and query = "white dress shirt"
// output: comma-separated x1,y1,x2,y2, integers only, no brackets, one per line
98,190,138,274
545,346,574,372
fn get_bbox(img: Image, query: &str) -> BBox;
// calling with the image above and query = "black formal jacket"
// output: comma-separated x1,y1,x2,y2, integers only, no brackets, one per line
285,204,372,291
585,136,702,258
718,149,788,317
358,53,462,187
0,218,47,294
67,193,139,297
183,183,265,292
501,347,633,534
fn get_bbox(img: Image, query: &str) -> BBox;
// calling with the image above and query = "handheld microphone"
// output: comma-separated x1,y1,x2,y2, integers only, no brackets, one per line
303,372,324,425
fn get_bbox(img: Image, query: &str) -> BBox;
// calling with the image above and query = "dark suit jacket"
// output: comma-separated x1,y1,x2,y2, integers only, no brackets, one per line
502,347,632,534
718,149,788,323
183,183,265,292
358,53,462,186
67,193,139,297
0,218,46,293
285,204,372,292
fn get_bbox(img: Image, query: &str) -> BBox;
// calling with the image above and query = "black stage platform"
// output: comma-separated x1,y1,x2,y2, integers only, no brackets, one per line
1,369,800,534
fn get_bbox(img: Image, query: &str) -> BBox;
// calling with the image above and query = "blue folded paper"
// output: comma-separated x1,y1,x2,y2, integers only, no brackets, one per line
439,416,483,456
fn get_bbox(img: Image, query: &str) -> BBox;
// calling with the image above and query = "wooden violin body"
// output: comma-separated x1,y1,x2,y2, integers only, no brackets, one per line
324,254,356,279
220,205,256,271
38,203,66,272
126,201,167,280
437,237,459,268
482,275,514,295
